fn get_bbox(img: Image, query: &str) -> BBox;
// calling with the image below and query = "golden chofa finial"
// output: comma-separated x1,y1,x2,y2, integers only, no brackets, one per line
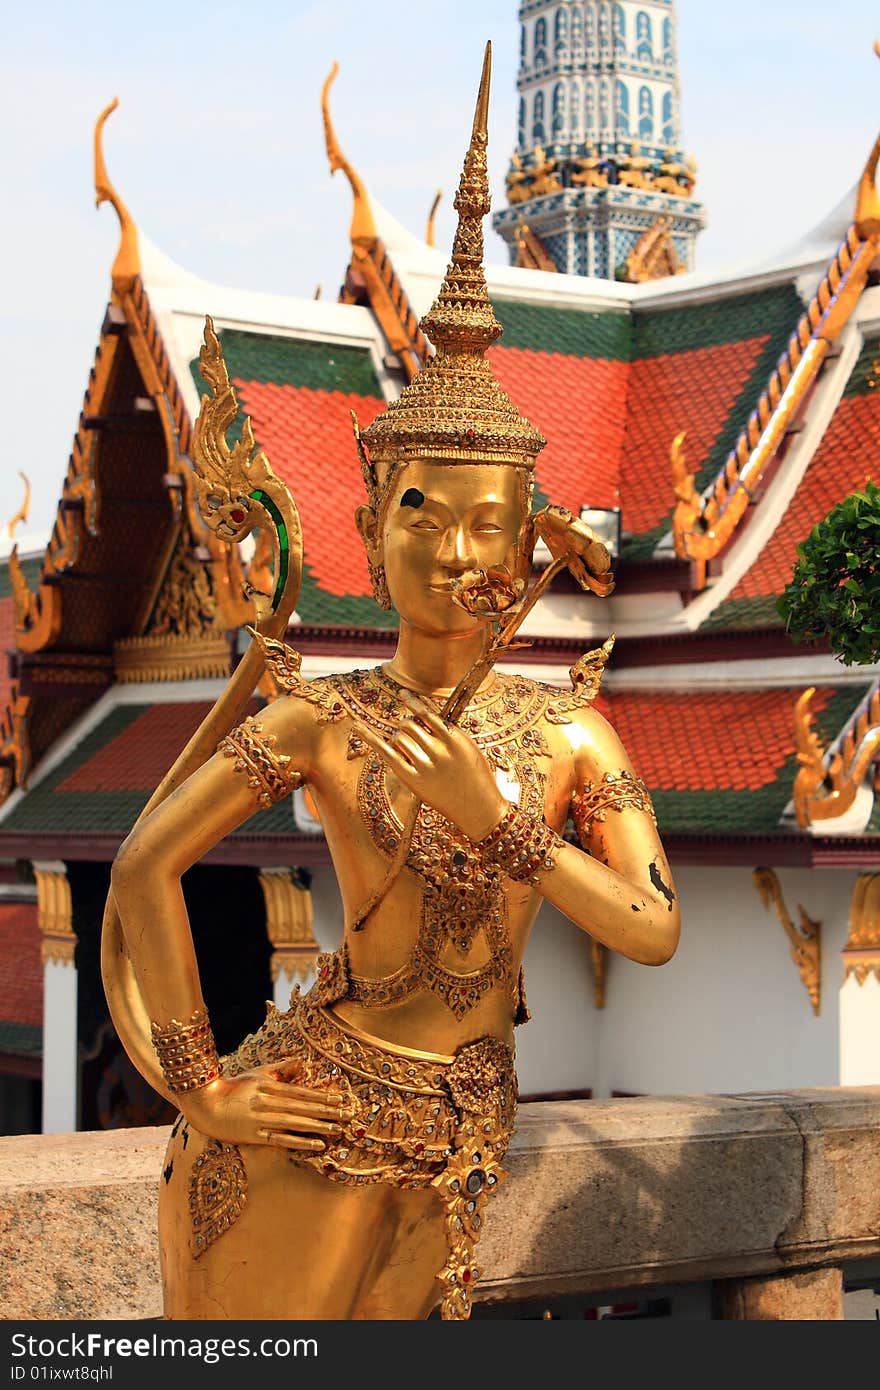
6,472,31,539
321,62,377,247
856,44,880,237
426,189,442,247
94,98,140,296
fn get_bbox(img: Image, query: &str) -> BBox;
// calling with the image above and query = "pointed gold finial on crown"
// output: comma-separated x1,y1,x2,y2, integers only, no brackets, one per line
421,41,499,353
360,41,545,469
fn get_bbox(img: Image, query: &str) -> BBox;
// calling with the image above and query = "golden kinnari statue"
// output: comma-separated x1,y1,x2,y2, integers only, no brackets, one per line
103,43,679,1320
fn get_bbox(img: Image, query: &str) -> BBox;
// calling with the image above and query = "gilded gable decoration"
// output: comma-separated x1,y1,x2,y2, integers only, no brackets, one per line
113,529,231,683
753,868,821,1015
621,217,683,283
844,875,880,986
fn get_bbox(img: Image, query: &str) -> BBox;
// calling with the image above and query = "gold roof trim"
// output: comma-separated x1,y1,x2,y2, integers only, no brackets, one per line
361,43,546,468
426,189,442,248
323,64,428,381
793,684,880,829
94,98,140,296
674,123,880,590
6,472,30,539
321,63,377,248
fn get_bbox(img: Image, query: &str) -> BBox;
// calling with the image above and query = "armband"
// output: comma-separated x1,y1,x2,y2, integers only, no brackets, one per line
571,770,656,840
218,715,302,806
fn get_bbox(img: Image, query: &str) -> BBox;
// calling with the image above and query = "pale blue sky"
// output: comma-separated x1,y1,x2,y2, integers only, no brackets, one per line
1,0,877,536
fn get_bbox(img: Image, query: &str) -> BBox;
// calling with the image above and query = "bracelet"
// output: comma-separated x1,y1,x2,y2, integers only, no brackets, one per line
151,1007,222,1093
478,803,560,884
218,716,302,807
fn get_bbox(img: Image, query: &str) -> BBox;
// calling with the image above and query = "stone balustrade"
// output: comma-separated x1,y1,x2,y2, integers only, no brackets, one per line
2,1088,879,1320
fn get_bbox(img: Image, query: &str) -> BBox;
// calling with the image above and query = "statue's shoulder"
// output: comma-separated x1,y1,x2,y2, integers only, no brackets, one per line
252,631,378,723
516,635,616,727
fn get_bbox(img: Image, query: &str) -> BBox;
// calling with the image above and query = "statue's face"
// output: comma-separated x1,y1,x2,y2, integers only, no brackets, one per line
364,460,528,634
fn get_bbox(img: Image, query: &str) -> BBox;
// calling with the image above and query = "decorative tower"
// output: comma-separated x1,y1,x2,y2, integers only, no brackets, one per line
492,1,706,280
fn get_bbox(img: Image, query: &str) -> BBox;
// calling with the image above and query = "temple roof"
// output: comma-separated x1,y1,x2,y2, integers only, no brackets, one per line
0,677,873,864
1,99,878,837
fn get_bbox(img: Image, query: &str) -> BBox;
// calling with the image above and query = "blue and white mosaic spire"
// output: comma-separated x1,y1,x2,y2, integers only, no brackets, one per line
493,2,706,280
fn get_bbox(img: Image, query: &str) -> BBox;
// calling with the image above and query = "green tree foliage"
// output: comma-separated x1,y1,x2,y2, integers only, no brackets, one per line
776,481,880,666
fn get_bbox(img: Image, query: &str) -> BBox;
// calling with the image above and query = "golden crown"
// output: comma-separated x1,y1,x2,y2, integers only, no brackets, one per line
360,42,546,471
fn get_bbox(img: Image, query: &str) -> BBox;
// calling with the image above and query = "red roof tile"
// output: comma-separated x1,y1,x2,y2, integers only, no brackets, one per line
620,337,769,534
489,346,628,509
728,389,880,601
595,684,835,790
0,901,41,1027
234,380,385,600
58,702,216,793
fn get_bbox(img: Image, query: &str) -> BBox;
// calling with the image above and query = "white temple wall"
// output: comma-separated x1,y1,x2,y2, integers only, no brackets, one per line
839,972,880,1086
586,864,856,1096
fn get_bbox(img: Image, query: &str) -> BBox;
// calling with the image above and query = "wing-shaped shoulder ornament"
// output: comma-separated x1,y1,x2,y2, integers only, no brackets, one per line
546,635,616,722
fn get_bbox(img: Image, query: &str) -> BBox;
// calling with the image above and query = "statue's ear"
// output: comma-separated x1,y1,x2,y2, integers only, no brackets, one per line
355,504,382,562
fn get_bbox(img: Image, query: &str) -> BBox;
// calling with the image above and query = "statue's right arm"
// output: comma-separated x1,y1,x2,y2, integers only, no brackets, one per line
110,694,346,1150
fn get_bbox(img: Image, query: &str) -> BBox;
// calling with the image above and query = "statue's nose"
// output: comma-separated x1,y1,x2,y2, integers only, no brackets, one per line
438,524,474,571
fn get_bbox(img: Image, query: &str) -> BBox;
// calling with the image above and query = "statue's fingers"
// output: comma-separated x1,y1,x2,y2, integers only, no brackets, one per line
257,1129,326,1152
395,718,441,756
263,1080,345,1106
390,730,431,769
253,1107,343,1136
398,690,448,736
353,723,418,782
253,1087,345,1121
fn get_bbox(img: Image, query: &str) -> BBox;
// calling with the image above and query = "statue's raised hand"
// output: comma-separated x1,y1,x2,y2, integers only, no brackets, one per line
353,690,508,843
179,1065,346,1153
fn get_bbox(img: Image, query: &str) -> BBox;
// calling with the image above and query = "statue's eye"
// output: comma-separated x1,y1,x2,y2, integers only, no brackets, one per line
411,518,440,531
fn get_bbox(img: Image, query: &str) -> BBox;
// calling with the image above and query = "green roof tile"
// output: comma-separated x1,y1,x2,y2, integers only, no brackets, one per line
494,299,631,360
631,283,803,359
700,594,784,631
191,329,382,398
651,684,871,834
843,336,880,398
0,1021,41,1056
0,555,42,601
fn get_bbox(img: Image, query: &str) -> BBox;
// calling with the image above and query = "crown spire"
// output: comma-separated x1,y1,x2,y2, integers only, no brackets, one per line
360,42,545,469
421,42,501,353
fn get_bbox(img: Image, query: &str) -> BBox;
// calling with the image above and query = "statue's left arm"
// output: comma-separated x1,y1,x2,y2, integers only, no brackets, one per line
354,690,680,967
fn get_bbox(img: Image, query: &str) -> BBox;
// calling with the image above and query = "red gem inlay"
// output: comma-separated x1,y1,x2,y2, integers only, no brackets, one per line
462,1269,472,1283
230,509,246,523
